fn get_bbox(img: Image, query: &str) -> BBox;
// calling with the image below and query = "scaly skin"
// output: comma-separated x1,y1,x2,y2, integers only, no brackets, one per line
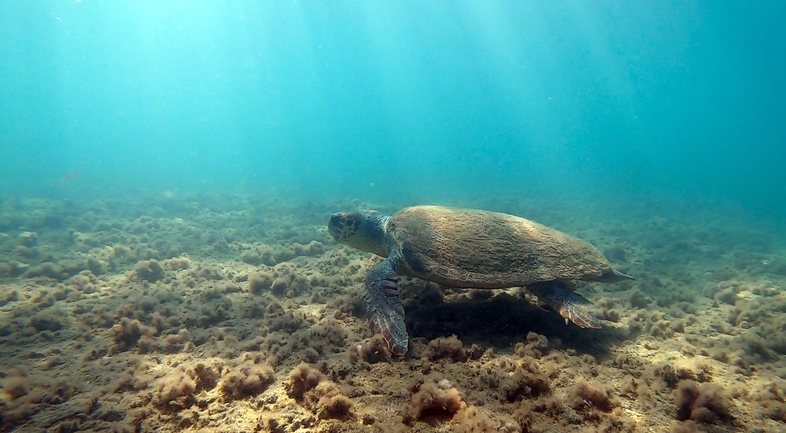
360,250,409,355
329,210,409,354
527,281,602,329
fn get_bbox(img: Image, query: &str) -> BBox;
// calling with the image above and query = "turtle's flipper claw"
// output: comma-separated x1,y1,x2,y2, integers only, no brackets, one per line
361,258,409,356
528,281,603,330
559,302,602,329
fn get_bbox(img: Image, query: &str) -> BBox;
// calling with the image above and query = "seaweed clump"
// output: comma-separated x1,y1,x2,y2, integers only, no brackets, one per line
287,362,353,420
153,372,197,408
755,382,786,423
423,335,471,362
354,335,392,364
151,365,217,409
673,379,734,424
570,381,619,412
248,272,273,294
219,353,275,400
132,259,165,282
403,377,465,424
501,362,551,402
0,370,82,429
109,318,157,355
455,405,512,433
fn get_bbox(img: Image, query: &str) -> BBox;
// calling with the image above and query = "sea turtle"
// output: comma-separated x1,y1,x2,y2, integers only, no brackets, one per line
328,205,632,355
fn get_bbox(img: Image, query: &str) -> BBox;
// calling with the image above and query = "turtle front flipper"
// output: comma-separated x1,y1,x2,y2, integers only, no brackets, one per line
361,255,409,355
528,281,602,329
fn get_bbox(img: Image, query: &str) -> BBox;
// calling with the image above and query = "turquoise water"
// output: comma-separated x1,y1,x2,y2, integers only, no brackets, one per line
1,1,784,217
3,4,786,431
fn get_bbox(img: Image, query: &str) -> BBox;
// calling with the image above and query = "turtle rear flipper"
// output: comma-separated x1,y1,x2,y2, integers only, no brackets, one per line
361,256,409,355
528,282,602,329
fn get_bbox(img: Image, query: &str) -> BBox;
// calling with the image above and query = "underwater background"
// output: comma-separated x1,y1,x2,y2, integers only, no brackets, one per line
2,1,785,214
1,1,786,432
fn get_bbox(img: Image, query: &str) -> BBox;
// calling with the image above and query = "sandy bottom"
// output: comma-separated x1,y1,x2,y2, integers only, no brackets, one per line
1,193,785,433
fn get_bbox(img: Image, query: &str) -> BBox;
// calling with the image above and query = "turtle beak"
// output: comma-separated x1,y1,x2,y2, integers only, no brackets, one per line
327,213,344,241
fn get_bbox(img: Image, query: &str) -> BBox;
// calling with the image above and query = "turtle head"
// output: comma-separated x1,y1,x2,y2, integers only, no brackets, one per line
328,210,390,257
